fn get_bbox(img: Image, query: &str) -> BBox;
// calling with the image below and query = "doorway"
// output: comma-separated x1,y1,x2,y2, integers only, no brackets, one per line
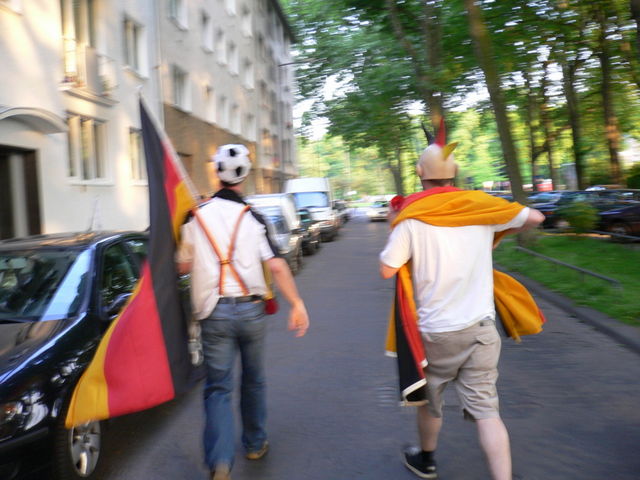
0,147,41,239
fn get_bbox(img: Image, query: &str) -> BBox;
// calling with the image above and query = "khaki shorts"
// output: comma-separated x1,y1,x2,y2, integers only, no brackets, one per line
421,319,501,421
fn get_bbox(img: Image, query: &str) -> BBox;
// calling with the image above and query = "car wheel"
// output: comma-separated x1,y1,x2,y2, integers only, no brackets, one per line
609,222,632,243
53,415,102,480
290,246,303,275
296,246,303,272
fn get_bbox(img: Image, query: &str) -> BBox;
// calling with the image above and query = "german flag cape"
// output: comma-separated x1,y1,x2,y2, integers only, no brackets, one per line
385,187,545,406
66,99,197,427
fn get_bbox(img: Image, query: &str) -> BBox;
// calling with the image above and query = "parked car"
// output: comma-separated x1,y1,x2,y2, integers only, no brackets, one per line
366,201,390,222
246,196,304,274
333,200,350,226
597,202,640,240
530,190,628,228
0,231,197,480
297,208,321,255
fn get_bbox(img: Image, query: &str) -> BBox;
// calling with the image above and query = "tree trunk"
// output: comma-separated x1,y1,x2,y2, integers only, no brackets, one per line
393,145,405,196
562,61,586,189
463,0,526,203
631,0,640,55
524,71,540,191
597,7,623,185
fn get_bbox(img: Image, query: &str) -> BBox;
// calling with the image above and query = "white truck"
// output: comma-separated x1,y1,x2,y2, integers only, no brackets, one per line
284,177,339,241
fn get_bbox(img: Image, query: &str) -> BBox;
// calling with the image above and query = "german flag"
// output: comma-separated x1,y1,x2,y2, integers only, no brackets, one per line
385,188,544,406
65,99,197,427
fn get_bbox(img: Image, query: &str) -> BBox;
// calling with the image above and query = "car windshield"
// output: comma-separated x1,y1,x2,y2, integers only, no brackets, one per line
0,248,92,322
372,202,389,208
292,192,329,209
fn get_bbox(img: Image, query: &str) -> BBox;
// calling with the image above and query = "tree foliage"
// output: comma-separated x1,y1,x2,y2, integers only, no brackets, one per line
283,0,640,197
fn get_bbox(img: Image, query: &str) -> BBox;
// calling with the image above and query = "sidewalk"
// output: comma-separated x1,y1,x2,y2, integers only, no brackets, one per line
499,267,640,355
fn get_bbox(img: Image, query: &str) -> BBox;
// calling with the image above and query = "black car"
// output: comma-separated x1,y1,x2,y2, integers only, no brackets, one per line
597,202,640,240
297,208,321,255
530,190,628,228
0,231,193,479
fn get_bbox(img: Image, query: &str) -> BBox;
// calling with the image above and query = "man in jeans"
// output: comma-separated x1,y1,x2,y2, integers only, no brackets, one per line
177,144,309,480
379,132,544,480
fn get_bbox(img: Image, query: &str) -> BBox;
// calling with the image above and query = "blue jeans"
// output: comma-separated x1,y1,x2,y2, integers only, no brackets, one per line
201,300,267,470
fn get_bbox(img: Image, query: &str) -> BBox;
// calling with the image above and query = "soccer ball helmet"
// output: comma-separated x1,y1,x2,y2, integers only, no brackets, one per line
212,144,251,185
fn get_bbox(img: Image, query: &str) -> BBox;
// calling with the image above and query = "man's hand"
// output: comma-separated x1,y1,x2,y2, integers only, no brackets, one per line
288,300,309,337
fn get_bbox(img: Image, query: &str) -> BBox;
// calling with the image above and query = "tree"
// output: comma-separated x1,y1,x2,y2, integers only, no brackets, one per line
463,0,526,202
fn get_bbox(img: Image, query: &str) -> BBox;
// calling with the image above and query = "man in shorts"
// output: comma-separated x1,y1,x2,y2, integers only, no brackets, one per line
379,132,544,480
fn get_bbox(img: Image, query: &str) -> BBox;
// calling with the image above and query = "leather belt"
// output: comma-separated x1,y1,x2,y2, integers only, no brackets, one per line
218,295,263,304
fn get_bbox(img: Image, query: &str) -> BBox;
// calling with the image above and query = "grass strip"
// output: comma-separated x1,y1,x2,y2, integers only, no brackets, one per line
493,233,640,327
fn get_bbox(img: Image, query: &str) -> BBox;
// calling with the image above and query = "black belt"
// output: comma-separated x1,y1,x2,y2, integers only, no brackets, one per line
218,295,263,304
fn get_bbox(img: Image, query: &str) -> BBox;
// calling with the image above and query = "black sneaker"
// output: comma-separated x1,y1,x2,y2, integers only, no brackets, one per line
403,446,438,479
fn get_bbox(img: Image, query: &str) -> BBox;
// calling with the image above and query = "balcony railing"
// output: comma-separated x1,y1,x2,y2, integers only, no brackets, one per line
63,38,116,95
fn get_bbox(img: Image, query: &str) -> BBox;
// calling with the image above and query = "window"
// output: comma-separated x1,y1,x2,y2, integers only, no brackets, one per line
257,34,265,59
67,113,106,182
242,58,254,89
204,85,215,123
172,65,189,110
215,29,226,64
217,95,228,127
129,128,146,182
123,16,143,73
225,0,236,15
230,104,239,133
270,91,277,124
201,10,213,52
99,243,139,314
60,0,96,83
244,113,255,140
169,0,187,29
227,41,238,74
259,81,267,107
124,238,148,270
241,5,252,36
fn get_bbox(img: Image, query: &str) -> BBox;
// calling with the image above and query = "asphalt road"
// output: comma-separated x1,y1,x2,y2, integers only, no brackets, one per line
85,215,640,480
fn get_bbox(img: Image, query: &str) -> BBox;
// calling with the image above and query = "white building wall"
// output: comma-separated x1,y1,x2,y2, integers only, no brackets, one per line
0,0,296,237
158,0,258,139
0,0,163,235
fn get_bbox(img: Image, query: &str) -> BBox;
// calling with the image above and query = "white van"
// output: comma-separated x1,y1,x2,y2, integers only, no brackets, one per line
284,177,338,241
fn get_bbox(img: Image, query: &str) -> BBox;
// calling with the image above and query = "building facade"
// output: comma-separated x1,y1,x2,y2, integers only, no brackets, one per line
0,0,297,238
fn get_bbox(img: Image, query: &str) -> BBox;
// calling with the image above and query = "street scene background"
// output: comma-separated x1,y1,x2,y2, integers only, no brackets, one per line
84,214,640,480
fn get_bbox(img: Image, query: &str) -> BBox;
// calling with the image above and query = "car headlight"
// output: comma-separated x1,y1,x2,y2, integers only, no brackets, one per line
0,390,48,441
0,401,25,440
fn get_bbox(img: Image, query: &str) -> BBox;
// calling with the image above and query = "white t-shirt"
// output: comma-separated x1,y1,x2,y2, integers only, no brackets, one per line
380,207,529,333
176,192,278,320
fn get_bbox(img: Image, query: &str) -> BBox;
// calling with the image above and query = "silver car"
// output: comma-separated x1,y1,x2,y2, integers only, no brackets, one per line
367,201,390,222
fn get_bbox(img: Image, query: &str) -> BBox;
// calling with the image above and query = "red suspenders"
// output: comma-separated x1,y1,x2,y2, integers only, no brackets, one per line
192,205,251,296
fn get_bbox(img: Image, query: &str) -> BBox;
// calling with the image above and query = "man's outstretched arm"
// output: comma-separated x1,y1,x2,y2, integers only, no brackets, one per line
380,262,399,279
266,257,309,337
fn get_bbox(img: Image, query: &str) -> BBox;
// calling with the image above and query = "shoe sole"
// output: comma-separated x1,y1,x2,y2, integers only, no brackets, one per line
403,459,437,479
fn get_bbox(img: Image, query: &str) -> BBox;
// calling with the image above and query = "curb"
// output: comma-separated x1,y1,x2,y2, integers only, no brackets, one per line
496,267,640,356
